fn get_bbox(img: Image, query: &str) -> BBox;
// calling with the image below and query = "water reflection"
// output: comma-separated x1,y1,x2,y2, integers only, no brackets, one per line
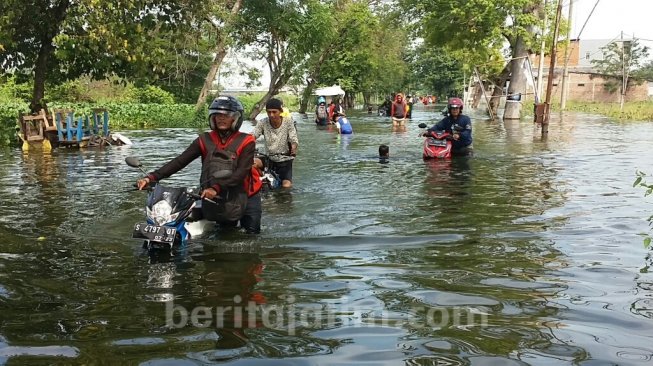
423,157,472,197
1,109,653,364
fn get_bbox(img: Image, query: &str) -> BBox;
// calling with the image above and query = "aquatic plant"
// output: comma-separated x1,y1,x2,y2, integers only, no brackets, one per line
634,170,653,248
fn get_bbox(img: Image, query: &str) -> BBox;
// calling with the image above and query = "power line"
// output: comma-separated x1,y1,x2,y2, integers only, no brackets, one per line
575,0,600,39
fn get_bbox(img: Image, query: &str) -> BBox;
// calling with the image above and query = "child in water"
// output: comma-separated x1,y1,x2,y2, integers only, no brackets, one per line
379,144,389,164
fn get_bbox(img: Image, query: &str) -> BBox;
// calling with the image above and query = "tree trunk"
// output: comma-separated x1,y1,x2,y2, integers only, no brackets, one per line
30,39,53,113
249,90,276,121
29,0,71,113
194,0,242,111
503,36,529,120
298,49,330,114
248,68,291,121
195,48,228,110
471,83,482,108
489,66,511,116
298,78,317,114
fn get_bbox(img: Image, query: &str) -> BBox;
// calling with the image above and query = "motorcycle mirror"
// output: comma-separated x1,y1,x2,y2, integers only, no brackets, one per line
418,123,427,128
125,156,148,175
125,157,142,168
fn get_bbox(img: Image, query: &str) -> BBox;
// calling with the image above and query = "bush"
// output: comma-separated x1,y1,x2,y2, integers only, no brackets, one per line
47,80,94,103
0,76,32,103
39,102,204,129
232,92,300,119
0,102,206,147
125,86,176,104
0,102,29,146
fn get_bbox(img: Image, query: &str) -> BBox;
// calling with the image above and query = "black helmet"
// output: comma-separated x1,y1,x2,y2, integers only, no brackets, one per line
208,96,244,131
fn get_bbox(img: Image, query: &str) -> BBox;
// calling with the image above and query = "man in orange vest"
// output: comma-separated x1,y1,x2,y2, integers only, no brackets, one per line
137,96,263,233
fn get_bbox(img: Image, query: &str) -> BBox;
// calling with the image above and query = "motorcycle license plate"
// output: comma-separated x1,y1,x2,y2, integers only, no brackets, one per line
132,223,176,243
427,139,447,147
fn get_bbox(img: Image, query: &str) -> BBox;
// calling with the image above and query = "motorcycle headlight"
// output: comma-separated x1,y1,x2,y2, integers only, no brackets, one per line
147,201,180,226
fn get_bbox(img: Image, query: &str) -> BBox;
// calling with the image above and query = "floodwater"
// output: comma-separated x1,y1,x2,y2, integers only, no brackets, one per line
1,105,652,365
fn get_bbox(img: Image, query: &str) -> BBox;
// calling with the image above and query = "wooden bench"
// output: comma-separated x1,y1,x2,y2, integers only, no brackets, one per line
19,109,49,141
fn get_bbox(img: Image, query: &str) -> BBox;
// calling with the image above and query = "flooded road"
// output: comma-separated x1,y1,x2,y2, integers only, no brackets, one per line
1,106,652,365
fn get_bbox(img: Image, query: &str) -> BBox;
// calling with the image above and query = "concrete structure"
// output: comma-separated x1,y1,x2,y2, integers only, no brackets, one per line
531,38,651,102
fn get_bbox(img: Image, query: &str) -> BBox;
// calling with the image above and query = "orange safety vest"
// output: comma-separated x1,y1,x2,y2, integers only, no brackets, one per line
198,131,262,197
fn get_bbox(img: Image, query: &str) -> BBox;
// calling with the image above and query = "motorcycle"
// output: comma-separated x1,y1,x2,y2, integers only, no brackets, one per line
254,151,294,192
125,157,229,250
418,122,453,159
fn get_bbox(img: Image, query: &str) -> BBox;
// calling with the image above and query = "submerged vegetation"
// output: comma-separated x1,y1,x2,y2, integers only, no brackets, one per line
634,171,653,249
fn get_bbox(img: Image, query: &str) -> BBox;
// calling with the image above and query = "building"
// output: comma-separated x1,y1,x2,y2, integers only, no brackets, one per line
531,38,651,103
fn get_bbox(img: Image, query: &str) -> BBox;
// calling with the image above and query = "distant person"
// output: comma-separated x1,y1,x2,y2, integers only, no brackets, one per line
406,95,414,118
334,111,353,135
315,96,328,126
331,99,344,123
423,97,472,156
327,101,336,123
390,93,408,128
378,95,392,116
378,144,389,164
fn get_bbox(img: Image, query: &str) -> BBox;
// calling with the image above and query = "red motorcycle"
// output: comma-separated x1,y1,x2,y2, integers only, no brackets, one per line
418,123,453,159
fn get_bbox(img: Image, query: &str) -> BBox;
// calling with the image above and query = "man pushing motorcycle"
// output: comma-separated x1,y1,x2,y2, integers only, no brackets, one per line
136,96,262,234
423,97,473,156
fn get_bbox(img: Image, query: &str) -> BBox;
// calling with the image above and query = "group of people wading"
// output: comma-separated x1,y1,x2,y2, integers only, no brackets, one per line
136,94,472,235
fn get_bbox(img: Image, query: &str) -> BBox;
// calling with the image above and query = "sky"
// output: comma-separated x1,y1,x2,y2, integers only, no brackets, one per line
571,0,653,43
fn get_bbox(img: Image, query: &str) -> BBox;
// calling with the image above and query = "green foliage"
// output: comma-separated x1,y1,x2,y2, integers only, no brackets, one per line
124,86,176,104
0,102,204,147
406,45,464,97
634,171,653,248
50,103,203,129
592,39,650,92
0,102,29,146
407,0,540,54
635,60,653,81
0,0,209,109
401,0,541,99
47,80,93,103
0,76,32,103
317,1,409,96
559,101,653,121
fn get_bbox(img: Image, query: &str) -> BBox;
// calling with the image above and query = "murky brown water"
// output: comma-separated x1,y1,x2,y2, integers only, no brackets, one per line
1,106,652,365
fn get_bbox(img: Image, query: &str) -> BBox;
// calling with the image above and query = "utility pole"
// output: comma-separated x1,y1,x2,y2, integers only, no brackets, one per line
620,31,626,111
543,0,563,136
537,0,549,102
560,0,574,110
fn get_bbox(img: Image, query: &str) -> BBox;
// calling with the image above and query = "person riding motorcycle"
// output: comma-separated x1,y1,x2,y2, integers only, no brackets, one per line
423,97,472,156
136,96,263,234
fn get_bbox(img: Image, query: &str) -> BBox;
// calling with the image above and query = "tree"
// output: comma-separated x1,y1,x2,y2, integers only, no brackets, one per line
233,0,331,120
194,0,243,110
592,38,650,110
0,0,194,112
634,60,653,82
400,0,542,119
406,45,464,98
317,2,409,108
